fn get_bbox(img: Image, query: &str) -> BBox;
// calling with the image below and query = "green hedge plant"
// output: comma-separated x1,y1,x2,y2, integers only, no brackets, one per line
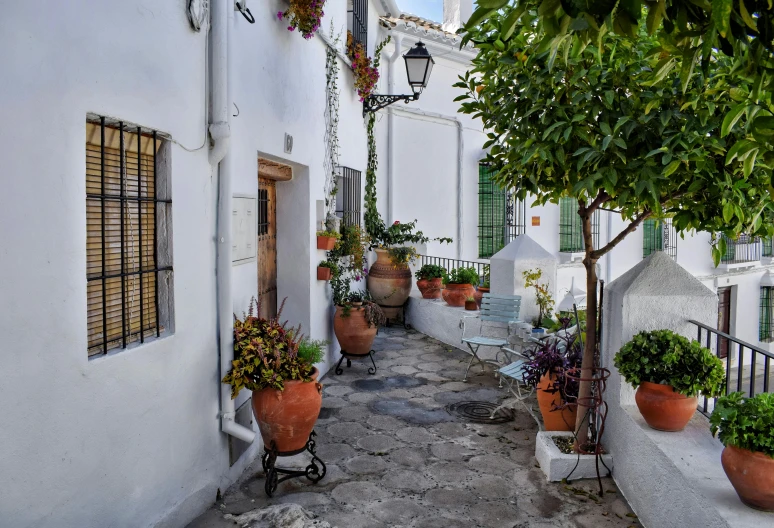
711,392,774,458
614,330,726,397
443,267,479,286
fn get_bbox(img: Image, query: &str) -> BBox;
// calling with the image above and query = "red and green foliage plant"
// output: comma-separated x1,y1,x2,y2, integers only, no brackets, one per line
278,0,325,40
347,31,381,101
222,298,315,397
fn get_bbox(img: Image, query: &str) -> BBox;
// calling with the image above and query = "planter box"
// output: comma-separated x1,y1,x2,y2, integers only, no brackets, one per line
535,431,613,482
317,236,337,251
317,267,332,281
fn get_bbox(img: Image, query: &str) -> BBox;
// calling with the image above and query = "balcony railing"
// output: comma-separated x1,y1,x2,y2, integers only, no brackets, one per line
690,320,774,417
719,234,761,264
418,255,488,284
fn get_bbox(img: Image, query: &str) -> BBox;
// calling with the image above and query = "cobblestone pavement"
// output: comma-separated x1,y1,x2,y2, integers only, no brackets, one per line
189,327,639,528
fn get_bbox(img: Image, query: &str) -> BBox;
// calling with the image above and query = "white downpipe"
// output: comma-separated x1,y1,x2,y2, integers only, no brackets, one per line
605,210,613,284
390,106,464,259
212,0,255,444
385,33,402,224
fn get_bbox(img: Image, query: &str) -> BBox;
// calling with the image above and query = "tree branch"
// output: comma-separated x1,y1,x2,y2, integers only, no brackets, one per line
586,191,611,213
591,210,652,259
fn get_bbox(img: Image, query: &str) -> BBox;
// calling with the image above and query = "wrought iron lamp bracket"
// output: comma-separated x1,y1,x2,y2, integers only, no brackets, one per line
363,93,419,116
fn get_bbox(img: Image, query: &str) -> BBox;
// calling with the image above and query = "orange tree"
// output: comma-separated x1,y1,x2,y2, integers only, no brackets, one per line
455,5,774,447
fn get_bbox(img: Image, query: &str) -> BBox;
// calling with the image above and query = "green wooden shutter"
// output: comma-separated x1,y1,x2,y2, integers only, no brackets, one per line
643,219,664,257
763,237,773,257
478,164,507,258
761,287,773,341
559,197,583,252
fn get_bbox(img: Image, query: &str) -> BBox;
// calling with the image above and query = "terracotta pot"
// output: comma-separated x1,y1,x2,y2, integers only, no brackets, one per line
536,373,577,431
442,283,475,307
465,300,478,311
317,267,332,281
417,278,443,299
367,249,412,319
721,444,774,511
634,381,697,432
474,286,489,307
333,305,378,355
251,368,322,453
317,236,337,251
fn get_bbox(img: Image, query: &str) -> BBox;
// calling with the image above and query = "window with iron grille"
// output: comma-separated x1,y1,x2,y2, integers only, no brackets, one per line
348,0,368,52
86,115,174,357
257,188,269,236
760,287,774,342
478,163,525,259
335,167,362,227
720,233,761,263
763,237,773,257
643,218,677,259
559,197,599,253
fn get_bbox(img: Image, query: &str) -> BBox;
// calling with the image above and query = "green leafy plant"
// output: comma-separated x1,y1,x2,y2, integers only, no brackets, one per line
466,296,476,302
444,267,479,286
481,264,490,288
387,246,419,266
318,259,338,272
297,338,328,366
416,264,448,281
222,298,314,397
614,330,726,397
523,269,555,328
711,392,774,458
316,229,341,239
324,24,341,218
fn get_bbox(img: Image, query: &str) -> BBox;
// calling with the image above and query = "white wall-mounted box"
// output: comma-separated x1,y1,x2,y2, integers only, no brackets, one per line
232,195,256,263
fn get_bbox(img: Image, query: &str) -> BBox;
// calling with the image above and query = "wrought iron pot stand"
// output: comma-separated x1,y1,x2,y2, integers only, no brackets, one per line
335,349,377,375
261,431,326,497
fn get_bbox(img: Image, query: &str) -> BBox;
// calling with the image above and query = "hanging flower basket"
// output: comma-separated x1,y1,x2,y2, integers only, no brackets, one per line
278,0,325,40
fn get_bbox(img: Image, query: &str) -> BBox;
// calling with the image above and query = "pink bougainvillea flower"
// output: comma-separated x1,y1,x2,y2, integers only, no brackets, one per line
393,221,400,225
277,11,284,20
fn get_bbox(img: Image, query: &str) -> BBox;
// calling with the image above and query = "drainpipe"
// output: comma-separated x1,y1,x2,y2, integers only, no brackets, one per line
211,0,255,444
385,33,402,224
605,211,612,284
391,106,464,259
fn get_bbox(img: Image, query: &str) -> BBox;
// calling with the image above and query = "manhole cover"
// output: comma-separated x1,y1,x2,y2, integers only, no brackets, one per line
446,401,515,424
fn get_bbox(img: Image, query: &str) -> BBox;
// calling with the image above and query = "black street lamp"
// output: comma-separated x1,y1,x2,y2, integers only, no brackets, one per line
363,41,434,115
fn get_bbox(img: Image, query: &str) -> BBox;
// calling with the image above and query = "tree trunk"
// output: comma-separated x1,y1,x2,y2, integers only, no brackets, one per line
574,211,598,450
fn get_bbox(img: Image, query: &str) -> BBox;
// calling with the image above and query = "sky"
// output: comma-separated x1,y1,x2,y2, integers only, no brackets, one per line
397,0,444,22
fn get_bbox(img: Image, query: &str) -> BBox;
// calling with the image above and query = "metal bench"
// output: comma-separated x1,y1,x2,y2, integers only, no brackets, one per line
459,294,521,382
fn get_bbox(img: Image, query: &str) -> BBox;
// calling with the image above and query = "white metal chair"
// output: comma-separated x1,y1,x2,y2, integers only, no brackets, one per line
459,294,521,382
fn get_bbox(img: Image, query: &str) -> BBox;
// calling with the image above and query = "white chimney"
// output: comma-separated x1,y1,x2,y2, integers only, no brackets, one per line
442,0,473,32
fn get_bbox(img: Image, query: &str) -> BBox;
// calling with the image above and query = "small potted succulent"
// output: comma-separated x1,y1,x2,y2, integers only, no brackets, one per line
442,267,479,307
317,260,337,281
464,296,478,311
711,392,774,511
614,330,725,431
316,229,340,251
222,298,322,452
415,264,447,299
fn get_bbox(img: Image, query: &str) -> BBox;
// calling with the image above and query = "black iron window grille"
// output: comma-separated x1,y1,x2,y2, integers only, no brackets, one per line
335,167,362,228
348,0,368,52
643,218,677,259
258,188,269,236
720,233,761,264
478,163,525,259
763,237,773,257
86,116,173,357
559,197,599,253
761,287,774,342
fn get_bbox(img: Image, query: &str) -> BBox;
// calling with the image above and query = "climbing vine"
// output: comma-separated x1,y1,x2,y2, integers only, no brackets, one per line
323,25,341,221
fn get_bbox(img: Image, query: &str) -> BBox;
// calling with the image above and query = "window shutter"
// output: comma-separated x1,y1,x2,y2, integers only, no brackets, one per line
478,164,507,259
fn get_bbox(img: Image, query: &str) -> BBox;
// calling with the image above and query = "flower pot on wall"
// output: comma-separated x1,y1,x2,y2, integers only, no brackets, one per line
317,267,332,281
465,300,478,311
536,373,577,431
317,236,337,251
442,283,475,307
721,444,774,511
417,278,443,299
367,249,412,319
474,286,489,307
333,306,378,355
634,381,697,432
251,368,323,453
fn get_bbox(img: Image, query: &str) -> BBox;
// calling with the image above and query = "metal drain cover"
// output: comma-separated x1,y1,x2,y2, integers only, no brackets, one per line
446,401,515,424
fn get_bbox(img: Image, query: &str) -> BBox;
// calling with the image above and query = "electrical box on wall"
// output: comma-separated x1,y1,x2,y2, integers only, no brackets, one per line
232,196,257,263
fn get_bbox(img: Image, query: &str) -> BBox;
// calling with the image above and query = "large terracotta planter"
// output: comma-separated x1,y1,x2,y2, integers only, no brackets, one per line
721,444,774,511
251,368,322,453
536,373,577,431
634,381,697,432
417,278,443,299
367,249,412,319
442,283,475,307
333,305,378,355
474,286,489,307
317,236,337,250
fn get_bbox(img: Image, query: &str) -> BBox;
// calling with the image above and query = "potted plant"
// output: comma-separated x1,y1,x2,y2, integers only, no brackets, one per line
222,298,322,452
522,322,582,431
711,392,774,511
317,260,337,281
473,264,491,307
333,294,386,355
464,296,478,311
441,267,479,307
614,330,726,431
416,264,447,299
278,0,325,40
523,268,555,329
316,229,340,251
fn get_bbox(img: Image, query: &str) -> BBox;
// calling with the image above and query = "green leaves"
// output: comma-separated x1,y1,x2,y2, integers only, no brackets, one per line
712,0,733,38
711,392,774,458
721,104,747,137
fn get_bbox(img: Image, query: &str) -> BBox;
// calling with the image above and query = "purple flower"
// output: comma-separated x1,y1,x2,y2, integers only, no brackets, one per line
288,26,295,31
277,11,283,20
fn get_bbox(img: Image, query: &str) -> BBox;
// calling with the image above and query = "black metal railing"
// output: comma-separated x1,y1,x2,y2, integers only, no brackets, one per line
335,166,361,228
720,234,761,264
690,320,774,417
348,0,368,52
419,255,488,284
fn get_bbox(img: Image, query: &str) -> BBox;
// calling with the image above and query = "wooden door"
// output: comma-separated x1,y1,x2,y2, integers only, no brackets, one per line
717,287,731,359
257,178,277,319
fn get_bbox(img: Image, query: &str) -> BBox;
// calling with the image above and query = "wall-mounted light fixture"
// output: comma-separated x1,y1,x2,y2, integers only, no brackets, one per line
363,41,434,115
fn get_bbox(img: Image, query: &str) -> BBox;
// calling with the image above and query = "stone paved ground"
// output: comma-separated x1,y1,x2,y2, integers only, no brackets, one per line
189,327,640,528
